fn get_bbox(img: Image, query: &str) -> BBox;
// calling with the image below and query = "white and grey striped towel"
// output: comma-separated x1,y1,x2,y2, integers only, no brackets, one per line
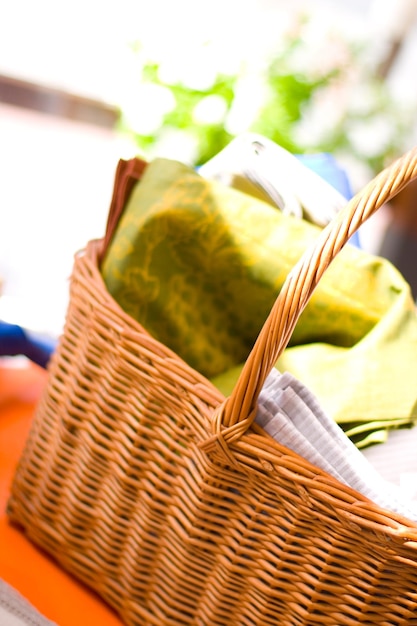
256,369,417,521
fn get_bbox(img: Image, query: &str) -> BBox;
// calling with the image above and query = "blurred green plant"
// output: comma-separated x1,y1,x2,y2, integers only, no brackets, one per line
119,16,413,177
131,61,237,166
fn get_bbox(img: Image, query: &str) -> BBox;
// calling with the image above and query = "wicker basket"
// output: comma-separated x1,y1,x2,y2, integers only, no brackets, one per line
8,149,417,625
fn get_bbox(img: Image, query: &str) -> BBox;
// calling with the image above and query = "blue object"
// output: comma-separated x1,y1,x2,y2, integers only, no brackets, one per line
0,321,57,368
296,152,361,248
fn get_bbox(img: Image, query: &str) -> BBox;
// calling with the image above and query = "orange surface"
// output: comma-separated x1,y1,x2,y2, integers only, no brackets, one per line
0,359,124,625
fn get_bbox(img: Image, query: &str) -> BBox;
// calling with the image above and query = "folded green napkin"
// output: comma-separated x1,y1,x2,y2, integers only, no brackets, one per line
213,303,417,449
101,158,417,447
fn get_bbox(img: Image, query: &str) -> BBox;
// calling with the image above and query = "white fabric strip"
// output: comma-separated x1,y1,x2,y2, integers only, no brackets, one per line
256,369,417,521
0,579,57,626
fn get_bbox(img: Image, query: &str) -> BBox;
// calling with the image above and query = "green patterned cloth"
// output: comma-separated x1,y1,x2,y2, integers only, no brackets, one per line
101,158,417,447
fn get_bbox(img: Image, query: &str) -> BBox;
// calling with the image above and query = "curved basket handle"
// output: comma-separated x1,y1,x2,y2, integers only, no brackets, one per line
204,147,417,450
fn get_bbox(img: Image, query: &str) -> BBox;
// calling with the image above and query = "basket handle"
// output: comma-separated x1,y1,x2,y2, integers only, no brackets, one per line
202,147,417,452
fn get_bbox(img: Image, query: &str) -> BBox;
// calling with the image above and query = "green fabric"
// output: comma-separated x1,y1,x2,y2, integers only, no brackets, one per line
102,158,417,447
212,288,417,448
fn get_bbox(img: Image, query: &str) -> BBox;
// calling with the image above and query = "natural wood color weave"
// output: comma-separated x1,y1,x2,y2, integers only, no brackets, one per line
8,148,417,625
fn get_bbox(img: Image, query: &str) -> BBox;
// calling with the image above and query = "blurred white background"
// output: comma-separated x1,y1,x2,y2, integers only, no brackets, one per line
1,0,417,335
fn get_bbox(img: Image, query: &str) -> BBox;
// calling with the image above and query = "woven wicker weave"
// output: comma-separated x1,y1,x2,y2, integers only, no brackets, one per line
8,149,417,625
